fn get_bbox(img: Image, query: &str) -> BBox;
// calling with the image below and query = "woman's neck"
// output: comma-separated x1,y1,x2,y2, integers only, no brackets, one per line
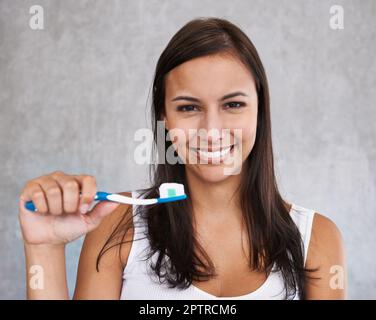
185,168,243,223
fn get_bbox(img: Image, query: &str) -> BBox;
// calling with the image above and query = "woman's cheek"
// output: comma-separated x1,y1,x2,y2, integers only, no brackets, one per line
165,128,186,161
239,121,257,158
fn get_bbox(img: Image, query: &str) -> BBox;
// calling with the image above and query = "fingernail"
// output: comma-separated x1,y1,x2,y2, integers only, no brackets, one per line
80,203,89,214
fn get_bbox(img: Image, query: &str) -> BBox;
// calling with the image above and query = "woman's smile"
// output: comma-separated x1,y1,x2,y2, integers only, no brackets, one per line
189,143,236,164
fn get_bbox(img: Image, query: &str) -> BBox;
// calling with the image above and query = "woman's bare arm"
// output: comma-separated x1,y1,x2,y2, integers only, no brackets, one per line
24,243,69,299
305,213,347,299
73,198,133,299
19,171,123,299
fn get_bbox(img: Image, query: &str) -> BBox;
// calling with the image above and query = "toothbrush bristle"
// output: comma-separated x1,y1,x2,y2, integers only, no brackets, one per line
159,183,185,198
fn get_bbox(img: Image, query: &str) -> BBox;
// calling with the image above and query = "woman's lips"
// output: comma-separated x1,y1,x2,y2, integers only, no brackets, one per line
189,144,235,163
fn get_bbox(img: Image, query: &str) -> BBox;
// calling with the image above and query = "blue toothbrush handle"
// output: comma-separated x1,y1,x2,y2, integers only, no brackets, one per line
24,191,111,212
25,201,37,212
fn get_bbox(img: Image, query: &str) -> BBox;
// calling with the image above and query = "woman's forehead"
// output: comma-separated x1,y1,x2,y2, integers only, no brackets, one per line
165,55,255,99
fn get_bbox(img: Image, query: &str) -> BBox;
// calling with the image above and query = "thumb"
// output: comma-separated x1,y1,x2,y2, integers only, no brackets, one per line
84,201,120,232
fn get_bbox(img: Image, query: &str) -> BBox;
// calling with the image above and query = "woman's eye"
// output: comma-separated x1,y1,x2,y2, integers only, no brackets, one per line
224,101,246,109
176,105,198,112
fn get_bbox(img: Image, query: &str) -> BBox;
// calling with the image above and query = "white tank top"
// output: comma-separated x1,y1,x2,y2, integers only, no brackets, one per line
120,191,316,300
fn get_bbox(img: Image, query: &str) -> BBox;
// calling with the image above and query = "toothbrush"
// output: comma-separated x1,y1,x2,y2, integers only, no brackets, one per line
25,183,187,212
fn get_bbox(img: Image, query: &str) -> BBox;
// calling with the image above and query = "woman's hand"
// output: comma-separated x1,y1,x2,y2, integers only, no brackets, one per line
18,171,120,246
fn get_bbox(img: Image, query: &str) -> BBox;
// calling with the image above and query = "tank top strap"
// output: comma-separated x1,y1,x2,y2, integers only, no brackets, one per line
290,203,316,266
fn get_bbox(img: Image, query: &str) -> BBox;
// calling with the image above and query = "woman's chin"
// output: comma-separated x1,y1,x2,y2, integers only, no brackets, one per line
190,164,240,183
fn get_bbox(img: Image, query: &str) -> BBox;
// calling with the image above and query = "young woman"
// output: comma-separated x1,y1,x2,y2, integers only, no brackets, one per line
19,17,346,300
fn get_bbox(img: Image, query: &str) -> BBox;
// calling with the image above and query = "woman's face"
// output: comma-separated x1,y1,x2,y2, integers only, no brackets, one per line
164,53,258,183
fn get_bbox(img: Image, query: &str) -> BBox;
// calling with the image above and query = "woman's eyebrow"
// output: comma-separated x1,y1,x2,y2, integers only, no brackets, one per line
171,91,248,102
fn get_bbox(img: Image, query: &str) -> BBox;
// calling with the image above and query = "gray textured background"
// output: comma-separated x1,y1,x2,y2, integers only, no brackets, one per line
0,0,375,299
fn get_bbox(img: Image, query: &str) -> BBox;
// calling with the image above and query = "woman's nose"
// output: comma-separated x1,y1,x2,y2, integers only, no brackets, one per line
198,108,226,145
201,107,224,132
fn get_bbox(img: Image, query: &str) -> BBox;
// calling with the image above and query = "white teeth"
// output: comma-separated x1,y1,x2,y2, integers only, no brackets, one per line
196,146,232,159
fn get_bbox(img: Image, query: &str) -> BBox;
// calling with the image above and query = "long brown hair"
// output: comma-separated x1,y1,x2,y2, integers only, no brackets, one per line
97,17,316,299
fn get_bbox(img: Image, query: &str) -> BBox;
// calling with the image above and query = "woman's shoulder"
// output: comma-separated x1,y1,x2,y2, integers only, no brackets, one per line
310,212,344,251
81,191,134,266
304,211,347,298
285,202,344,258
287,201,343,249
283,201,346,298
98,191,133,233
305,209,345,274
74,191,134,298
288,200,342,240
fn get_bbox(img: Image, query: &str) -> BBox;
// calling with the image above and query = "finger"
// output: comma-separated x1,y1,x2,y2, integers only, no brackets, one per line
20,181,48,214
73,175,97,213
54,175,80,214
39,176,63,215
83,201,120,233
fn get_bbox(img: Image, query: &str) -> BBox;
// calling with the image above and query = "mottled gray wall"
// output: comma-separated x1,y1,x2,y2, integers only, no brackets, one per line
0,0,375,299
